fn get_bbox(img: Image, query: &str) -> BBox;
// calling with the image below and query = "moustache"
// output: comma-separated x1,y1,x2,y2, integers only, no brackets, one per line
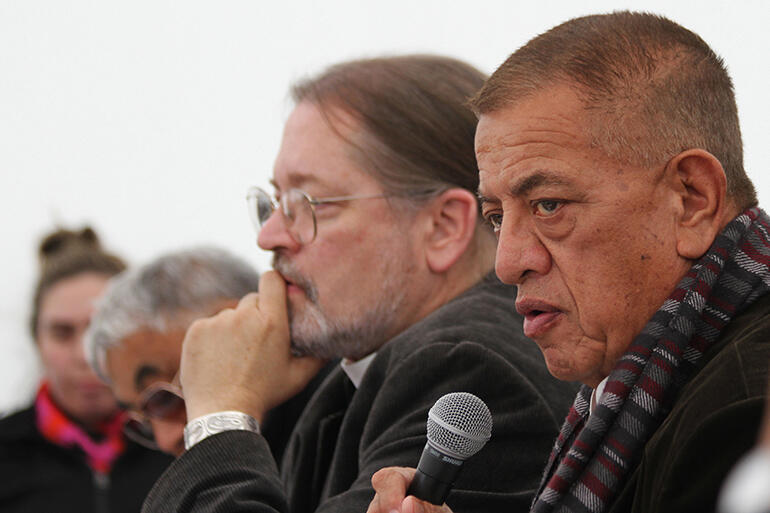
272,257,318,302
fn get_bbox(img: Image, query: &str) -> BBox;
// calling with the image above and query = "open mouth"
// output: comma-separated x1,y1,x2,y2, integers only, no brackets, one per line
516,300,562,338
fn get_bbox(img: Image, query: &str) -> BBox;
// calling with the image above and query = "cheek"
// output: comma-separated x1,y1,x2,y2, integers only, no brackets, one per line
39,343,76,382
568,226,677,339
556,228,649,331
38,341,65,366
309,230,372,287
538,211,577,240
105,358,135,397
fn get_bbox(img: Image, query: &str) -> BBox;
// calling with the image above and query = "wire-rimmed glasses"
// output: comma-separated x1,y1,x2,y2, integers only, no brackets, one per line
246,186,388,245
123,381,186,450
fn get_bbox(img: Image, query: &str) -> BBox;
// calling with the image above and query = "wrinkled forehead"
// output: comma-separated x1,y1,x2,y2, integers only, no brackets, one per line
475,96,591,199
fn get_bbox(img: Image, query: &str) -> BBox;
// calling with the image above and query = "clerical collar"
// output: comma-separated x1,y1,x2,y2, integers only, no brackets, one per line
340,352,377,389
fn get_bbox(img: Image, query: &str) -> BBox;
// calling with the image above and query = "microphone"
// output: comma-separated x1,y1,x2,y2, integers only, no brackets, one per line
406,392,493,505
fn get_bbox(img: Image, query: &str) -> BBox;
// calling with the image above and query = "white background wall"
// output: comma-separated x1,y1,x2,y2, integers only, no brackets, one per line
1,0,767,414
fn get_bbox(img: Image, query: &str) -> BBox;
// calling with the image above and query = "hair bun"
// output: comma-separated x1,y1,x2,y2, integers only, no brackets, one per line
39,227,102,264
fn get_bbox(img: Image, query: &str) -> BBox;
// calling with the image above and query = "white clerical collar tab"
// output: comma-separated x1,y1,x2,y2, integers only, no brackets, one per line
340,352,377,389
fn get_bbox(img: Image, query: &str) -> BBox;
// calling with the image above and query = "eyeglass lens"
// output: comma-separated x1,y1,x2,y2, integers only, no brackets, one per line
143,387,186,420
253,188,317,245
124,416,157,449
122,386,186,449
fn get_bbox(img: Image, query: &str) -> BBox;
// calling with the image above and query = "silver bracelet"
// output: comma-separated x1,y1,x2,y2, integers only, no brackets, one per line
184,411,260,450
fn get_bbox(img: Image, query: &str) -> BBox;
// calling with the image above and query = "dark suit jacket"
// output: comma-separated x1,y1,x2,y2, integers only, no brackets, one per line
143,273,579,513
609,293,770,513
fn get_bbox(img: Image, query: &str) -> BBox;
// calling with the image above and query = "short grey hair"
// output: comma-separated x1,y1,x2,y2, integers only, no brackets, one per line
469,11,756,209
85,247,260,382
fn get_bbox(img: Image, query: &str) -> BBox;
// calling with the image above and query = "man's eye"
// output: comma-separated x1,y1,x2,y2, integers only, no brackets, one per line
485,213,503,231
534,200,561,216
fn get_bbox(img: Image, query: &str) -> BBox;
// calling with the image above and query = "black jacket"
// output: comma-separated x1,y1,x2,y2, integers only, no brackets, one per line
609,293,770,513
143,273,579,513
0,406,173,513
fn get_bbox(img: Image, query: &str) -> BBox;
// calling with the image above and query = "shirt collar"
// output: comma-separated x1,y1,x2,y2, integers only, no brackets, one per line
340,352,377,389
589,376,609,416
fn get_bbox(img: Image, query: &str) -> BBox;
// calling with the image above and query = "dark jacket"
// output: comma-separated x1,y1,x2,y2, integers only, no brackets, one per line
143,273,579,513
0,405,173,513
609,293,770,513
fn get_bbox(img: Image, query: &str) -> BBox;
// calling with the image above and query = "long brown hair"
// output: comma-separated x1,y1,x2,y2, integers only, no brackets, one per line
291,55,488,210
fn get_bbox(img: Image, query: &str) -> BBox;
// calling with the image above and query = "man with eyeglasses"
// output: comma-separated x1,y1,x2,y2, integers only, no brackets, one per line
85,247,332,462
141,55,578,513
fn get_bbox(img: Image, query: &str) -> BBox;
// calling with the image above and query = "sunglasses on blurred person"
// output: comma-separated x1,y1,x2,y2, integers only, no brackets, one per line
123,382,185,450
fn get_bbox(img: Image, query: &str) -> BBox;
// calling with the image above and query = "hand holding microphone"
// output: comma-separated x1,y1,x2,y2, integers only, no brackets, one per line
407,392,493,505
367,392,492,513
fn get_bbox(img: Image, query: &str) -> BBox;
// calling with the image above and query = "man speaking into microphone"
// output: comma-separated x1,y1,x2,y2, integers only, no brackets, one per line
142,55,578,513
369,12,770,513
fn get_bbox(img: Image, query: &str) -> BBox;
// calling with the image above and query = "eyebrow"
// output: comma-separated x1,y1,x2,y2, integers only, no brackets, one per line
478,171,572,204
270,172,325,192
476,191,495,205
511,172,572,197
134,364,161,393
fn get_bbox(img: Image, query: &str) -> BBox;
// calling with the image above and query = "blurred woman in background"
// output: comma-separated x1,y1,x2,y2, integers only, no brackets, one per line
0,227,172,513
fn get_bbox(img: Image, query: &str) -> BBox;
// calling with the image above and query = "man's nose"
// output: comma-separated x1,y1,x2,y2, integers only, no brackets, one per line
257,209,300,252
494,218,552,284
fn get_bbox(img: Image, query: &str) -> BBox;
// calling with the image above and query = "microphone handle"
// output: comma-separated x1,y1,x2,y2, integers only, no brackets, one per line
406,443,464,505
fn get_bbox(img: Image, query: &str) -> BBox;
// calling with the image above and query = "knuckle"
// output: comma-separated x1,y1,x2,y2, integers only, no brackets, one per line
371,467,396,489
185,318,208,338
370,469,385,488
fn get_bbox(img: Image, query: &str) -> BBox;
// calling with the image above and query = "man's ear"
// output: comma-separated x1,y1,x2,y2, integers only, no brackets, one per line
421,188,478,273
671,149,729,259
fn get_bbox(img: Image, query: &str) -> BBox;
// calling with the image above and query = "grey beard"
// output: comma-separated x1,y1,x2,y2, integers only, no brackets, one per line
273,255,408,361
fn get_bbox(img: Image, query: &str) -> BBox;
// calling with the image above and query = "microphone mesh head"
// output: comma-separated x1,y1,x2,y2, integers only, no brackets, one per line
426,392,492,460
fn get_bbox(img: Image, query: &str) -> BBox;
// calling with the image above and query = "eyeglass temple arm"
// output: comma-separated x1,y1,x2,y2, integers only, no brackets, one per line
309,192,389,205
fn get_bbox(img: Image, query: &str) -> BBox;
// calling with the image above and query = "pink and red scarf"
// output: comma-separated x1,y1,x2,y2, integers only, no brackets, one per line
35,382,126,474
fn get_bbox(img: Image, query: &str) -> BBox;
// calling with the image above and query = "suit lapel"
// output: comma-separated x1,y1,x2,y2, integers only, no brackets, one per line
282,368,355,513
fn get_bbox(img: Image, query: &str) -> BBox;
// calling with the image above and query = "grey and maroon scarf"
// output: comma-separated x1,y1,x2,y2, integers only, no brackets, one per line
531,207,770,513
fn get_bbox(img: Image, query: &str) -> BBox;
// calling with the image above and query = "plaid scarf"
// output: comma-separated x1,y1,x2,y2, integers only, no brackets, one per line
531,207,770,513
35,381,127,474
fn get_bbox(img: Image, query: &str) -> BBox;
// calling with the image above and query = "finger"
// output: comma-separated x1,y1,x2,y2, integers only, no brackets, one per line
236,291,259,309
365,493,385,513
371,467,415,513
257,270,288,323
289,355,327,387
403,496,452,513
170,370,181,388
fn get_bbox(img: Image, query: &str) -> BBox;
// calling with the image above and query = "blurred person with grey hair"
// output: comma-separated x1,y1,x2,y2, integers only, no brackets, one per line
86,246,331,461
